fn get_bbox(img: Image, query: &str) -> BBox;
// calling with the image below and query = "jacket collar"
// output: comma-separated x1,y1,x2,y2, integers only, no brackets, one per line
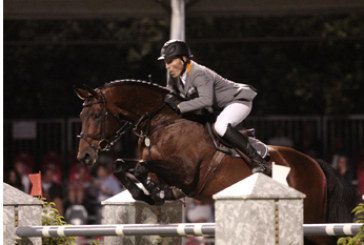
182,61,193,93
186,61,192,74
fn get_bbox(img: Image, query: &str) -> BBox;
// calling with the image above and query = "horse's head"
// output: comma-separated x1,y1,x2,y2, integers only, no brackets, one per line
74,80,174,166
74,85,129,166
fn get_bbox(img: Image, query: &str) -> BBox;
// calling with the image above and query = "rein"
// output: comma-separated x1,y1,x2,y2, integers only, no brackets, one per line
133,103,166,138
78,91,133,153
132,103,188,148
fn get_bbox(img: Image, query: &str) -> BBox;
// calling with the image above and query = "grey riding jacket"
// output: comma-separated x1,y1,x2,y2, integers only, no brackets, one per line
167,61,257,114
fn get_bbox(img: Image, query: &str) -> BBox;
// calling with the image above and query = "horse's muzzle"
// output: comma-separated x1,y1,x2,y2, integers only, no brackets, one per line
77,150,97,166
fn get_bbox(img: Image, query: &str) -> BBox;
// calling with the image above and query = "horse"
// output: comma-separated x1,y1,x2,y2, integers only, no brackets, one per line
75,79,358,245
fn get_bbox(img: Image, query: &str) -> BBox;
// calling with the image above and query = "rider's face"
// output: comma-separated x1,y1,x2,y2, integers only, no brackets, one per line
164,57,185,78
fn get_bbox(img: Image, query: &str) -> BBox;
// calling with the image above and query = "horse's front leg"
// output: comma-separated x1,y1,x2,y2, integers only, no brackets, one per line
113,158,137,174
134,162,186,205
112,160,156,205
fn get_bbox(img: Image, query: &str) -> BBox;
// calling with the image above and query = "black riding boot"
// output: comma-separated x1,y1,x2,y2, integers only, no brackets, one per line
222,124,271,175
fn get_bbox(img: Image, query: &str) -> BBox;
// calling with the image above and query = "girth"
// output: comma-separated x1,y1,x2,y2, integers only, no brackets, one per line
195,150,226,196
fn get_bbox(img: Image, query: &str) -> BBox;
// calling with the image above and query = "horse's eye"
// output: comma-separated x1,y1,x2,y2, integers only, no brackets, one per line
93,113,101,119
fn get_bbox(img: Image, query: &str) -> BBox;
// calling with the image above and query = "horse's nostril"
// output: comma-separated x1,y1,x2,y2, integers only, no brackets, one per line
78,152,92,165
83,153,92,165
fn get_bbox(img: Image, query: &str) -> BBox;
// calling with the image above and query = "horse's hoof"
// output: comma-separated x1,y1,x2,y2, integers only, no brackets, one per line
152,191,166,206
252,166,264,173
252,165,271,176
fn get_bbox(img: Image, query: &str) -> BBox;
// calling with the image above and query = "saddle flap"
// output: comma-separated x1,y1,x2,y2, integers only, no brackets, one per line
205,123,268,159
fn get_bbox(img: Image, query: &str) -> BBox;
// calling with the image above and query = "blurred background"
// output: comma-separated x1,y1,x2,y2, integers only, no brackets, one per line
3,0,364,240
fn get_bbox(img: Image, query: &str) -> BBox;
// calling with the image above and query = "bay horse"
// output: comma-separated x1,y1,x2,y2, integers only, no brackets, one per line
75,79,357,245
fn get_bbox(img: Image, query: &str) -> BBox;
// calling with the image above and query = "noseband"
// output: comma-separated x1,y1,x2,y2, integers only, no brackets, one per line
78,91,133,153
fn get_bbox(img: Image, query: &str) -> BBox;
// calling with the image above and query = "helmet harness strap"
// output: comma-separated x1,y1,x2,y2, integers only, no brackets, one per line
179,56,189,75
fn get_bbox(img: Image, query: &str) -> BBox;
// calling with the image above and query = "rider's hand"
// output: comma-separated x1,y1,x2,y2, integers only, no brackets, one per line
164,94,182,114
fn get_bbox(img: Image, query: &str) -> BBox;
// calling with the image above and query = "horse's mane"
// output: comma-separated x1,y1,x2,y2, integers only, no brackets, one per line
99,79,169,93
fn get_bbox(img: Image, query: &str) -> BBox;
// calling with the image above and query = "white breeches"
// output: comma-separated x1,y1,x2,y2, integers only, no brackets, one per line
213,102,252,136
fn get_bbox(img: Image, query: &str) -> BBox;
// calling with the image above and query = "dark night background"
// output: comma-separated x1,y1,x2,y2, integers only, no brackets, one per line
3,2,364,232
4,14,364,119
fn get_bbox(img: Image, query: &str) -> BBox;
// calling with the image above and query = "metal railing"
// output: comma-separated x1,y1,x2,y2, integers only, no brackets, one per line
15,223,363,238
4,115,364,174
4,119,66,171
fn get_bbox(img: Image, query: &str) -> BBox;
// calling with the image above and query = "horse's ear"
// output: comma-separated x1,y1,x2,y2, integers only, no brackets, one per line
74,86,88,100
82,84,99,98
73,85,98,100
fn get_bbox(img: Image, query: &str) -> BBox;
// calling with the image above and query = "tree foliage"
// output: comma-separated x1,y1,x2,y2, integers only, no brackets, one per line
4,14,364,119
338,203,364,245
42,200,75,245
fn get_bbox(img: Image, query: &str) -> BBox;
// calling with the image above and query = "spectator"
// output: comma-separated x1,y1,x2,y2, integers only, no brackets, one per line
185,198,214,245
5,168,24,191
64,164,92,225
298,123,322,158
267,127,293,147
65,204,88,226
14,160,31,193
42,167,64,215
67,164,91,205
91,164,122,203
332,154,354,184
42,162,62,184
42,152,63,184
326,135,350,163
89,164,122,224
14,152,34,174
186,198,214,223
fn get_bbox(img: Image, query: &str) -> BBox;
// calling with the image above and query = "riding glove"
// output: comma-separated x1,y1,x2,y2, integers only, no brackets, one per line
164,94,182,114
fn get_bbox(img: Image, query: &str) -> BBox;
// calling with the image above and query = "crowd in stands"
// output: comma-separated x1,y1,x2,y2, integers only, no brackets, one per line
4,128,364,229
4,151,124,225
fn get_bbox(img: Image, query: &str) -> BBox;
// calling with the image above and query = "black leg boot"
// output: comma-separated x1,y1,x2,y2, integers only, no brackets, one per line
222,124,271,175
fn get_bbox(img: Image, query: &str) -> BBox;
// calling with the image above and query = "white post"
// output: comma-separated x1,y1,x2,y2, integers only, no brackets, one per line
213,173,305,245
102,190,184,245
170,0,185,41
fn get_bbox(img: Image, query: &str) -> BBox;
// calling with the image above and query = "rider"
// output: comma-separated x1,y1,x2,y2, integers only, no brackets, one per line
158,39,270,174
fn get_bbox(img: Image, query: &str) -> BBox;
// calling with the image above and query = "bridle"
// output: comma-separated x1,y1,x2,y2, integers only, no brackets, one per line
78,89,168,154
77,90,134,153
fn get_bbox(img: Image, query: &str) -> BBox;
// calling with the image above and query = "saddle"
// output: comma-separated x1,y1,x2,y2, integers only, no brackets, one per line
205,123,269,159
195,123,270,195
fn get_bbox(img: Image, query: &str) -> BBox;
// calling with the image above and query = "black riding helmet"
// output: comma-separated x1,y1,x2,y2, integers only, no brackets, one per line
158,40,193,60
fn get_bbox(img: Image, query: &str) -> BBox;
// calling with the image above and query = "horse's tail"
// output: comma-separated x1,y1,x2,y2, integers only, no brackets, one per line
316,159,359,223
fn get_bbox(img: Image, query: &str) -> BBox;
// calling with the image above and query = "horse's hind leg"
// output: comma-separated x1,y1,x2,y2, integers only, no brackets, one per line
134,162,185,204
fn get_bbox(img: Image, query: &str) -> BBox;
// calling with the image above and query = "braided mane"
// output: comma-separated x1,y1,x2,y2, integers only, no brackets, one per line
100,79,169,93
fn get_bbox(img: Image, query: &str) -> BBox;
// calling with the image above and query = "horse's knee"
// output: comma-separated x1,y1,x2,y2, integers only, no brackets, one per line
113,158,136,174
134,162,149,180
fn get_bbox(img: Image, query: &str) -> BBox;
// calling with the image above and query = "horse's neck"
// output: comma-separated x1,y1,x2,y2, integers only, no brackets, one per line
106,86,178,124
150,110,181,128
